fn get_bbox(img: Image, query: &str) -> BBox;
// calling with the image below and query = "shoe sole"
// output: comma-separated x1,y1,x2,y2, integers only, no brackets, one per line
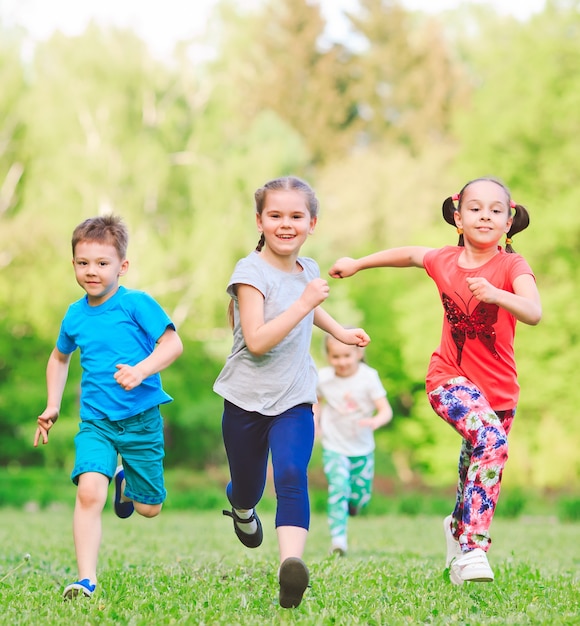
279,557,309,608
63,583,94,599
450,570,494,585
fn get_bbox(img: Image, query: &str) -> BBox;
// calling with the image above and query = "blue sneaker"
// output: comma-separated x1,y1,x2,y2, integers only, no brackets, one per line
113,465,134,519
63,578,96,599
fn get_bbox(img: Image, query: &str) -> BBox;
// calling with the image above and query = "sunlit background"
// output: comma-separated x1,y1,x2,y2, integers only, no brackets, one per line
0,0,577,500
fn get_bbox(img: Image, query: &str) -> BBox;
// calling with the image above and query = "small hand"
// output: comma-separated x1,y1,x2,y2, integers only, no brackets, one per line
466,276,499,303
301,278,330,309
114,364,144,391
329,257,358,279
341,328,371,348
34,409,58,447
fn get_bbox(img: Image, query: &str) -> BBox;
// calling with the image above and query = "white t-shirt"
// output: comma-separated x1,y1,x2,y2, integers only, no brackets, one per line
213,251,319,416
317,362,387,456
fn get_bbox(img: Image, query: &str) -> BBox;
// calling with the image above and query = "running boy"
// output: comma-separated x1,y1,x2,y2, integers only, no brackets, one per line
34,215,183,599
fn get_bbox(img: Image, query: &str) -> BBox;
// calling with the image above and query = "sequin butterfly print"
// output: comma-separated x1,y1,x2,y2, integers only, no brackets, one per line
441,293,499,366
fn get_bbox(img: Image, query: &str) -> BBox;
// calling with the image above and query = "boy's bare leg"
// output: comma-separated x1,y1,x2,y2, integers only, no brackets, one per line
73,472,109,583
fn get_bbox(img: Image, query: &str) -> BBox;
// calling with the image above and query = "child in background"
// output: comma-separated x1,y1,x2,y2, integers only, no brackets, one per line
314,334,392,556
34,215,183,599
213,176,370,608
329,177,541,584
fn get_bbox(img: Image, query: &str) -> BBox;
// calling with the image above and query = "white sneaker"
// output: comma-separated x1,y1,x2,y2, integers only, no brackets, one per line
330,544,346,557
450,548,494,585
443,515,463,568
330,536,347,557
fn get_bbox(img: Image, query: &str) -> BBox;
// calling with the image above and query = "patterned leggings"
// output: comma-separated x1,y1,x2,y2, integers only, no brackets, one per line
323,449,374,549
428,377,515,552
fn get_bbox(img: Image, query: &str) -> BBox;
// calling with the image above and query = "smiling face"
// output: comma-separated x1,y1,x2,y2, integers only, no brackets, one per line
454,180,513,249
256,189,317,265
72,239,128,306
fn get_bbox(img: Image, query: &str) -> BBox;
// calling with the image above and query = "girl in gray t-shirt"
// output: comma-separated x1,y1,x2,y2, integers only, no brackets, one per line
214,176,370,609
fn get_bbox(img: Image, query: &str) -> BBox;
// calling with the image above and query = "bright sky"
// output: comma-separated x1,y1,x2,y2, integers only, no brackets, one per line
1,0,546,60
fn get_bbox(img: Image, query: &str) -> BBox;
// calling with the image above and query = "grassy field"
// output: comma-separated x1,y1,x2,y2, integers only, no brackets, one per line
0,507,578,625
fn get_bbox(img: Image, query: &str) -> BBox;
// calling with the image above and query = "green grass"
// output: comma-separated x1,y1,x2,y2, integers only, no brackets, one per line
0,508,578,625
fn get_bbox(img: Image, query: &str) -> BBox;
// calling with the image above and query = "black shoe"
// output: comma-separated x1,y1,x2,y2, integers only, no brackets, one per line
348,502,359,517
279,557,309,608
222,508,263,548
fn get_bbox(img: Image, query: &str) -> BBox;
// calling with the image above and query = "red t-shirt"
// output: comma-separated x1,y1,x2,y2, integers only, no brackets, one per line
423,246,535,410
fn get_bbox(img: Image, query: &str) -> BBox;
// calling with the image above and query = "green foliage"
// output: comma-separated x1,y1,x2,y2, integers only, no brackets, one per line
0,319,68,467
160,339,225,469
0,0,579,490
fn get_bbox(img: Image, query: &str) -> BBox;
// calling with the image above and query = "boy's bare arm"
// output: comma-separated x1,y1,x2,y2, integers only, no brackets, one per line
34,348,72,446
114,327,183,391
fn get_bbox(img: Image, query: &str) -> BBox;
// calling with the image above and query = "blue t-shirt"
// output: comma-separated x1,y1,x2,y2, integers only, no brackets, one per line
57,286,175,421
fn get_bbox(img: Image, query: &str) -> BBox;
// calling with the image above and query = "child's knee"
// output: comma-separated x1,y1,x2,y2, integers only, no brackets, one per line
135,502,162,518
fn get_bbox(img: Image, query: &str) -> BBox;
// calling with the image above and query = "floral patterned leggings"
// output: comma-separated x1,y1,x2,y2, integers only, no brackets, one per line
428,377,515,552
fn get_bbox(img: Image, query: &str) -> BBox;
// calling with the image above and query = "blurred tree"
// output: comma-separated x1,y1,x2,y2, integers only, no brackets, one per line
208,0,361,165
0,1,579,489
345,0,464,152
0,28,26,222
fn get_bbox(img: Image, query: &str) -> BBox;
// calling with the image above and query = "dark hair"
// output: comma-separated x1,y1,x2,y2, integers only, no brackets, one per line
441,177,530,253
254,176,319,252
72,215,128,259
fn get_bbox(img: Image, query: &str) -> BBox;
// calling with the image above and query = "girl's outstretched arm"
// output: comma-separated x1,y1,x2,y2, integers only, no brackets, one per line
313,308,370,347
466,273,542,325
329,247,433,278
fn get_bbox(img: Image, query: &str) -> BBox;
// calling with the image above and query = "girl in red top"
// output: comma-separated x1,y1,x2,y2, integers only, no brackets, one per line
329,177,541,585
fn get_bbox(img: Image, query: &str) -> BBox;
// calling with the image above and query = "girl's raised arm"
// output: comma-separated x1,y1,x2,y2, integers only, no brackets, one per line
238,278,330,356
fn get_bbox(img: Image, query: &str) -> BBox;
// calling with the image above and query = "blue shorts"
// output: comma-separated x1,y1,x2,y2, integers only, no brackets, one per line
71,406,166,505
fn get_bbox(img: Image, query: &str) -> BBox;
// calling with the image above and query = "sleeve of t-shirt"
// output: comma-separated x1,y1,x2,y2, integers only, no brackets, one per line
226,254,268,299
130,291,175,342
367,367,388,401
509,254,535,282
300,256,321,280
423,247,444,280
55,310,77,354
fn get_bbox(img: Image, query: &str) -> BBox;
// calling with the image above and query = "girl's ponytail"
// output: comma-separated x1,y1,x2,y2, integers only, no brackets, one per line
256,233,265,252
441,195,464,246
505,204,530,253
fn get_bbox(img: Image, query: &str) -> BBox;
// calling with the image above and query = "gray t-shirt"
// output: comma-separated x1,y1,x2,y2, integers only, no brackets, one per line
213,251,319,416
